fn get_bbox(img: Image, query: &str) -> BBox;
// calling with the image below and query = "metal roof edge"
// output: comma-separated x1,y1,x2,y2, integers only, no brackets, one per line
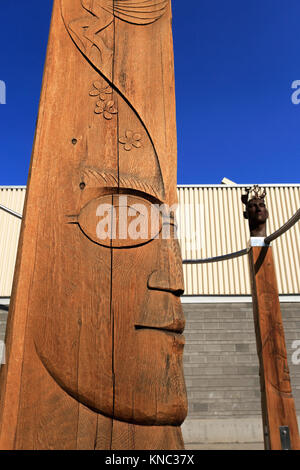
0,186,27,189
1,184,300,189
181,295,300,303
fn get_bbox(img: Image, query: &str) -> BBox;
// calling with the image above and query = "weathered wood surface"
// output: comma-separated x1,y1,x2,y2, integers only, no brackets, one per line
0,0,187,450
249,246,300,450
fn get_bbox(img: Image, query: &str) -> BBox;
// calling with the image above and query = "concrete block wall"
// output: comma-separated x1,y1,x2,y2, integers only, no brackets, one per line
183,302,300,421
0,306,8,366
0,306,8,343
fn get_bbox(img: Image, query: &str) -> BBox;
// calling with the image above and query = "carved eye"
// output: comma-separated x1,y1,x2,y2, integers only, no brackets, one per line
78,194,162,248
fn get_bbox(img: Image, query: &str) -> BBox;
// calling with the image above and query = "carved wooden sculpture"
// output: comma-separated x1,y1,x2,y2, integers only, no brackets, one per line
0,0,187,450
243,187,300,450
242,185,268,237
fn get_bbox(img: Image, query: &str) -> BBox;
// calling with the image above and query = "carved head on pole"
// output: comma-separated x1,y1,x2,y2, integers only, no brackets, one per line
32,0,187,432
242,185,269,237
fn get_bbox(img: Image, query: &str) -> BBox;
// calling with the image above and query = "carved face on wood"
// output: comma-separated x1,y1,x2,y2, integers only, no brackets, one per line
244,198,269,237
31,0,187,432
33,171,187,426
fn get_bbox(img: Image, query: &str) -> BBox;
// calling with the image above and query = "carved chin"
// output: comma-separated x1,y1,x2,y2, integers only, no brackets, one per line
112,328,188,426
34,330,187,426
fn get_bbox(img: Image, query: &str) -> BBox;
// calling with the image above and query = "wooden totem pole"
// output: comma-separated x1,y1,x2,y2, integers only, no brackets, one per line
243,186,300,450
0,0,187,450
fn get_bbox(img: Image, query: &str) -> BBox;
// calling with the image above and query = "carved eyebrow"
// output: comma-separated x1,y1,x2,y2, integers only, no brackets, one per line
81,167,163,202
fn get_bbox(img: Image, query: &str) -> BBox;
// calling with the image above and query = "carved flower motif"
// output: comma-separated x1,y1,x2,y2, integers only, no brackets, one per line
89,82,112,100
89,81,117,119
119,130,142,151
94,100,118,120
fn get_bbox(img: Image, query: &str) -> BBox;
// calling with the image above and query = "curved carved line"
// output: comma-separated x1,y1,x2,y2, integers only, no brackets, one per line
60,1,165,200
35,335,172,425
103,12,166,25
34,339,118,421
103,0,169,24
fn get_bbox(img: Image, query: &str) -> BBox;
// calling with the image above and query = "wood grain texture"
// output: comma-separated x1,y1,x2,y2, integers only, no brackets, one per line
0,0,187,449
249,246,300,450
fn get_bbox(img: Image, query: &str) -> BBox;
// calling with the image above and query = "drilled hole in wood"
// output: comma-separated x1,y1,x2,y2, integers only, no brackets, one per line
79,182,86,190
72,139,77,145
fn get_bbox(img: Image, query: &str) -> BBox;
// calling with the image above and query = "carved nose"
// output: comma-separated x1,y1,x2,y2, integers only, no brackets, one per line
148,238,184,296
148,270,184,295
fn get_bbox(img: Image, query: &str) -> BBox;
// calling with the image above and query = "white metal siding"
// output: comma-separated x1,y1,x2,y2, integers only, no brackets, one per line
177,185,300,296
0,187,26,297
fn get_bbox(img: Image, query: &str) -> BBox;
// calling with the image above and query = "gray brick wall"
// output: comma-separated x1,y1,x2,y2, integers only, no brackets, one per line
183,302,300,420
0,306,8,366
0,306,8,343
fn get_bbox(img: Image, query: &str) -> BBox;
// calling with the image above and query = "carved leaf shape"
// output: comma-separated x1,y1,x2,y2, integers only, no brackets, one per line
132,141,142,148
104,111,113,120
93,81,103,89
108,108,118,115
89,89,100,96
125,130,133,139
95,101,105,113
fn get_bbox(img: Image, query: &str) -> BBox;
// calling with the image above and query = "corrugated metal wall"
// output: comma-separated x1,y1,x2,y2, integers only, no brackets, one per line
0,185,299,297
177,185,300,296
0,187,26,297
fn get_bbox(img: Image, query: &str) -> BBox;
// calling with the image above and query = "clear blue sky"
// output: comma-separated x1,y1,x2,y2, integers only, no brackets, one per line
0,0,300,185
